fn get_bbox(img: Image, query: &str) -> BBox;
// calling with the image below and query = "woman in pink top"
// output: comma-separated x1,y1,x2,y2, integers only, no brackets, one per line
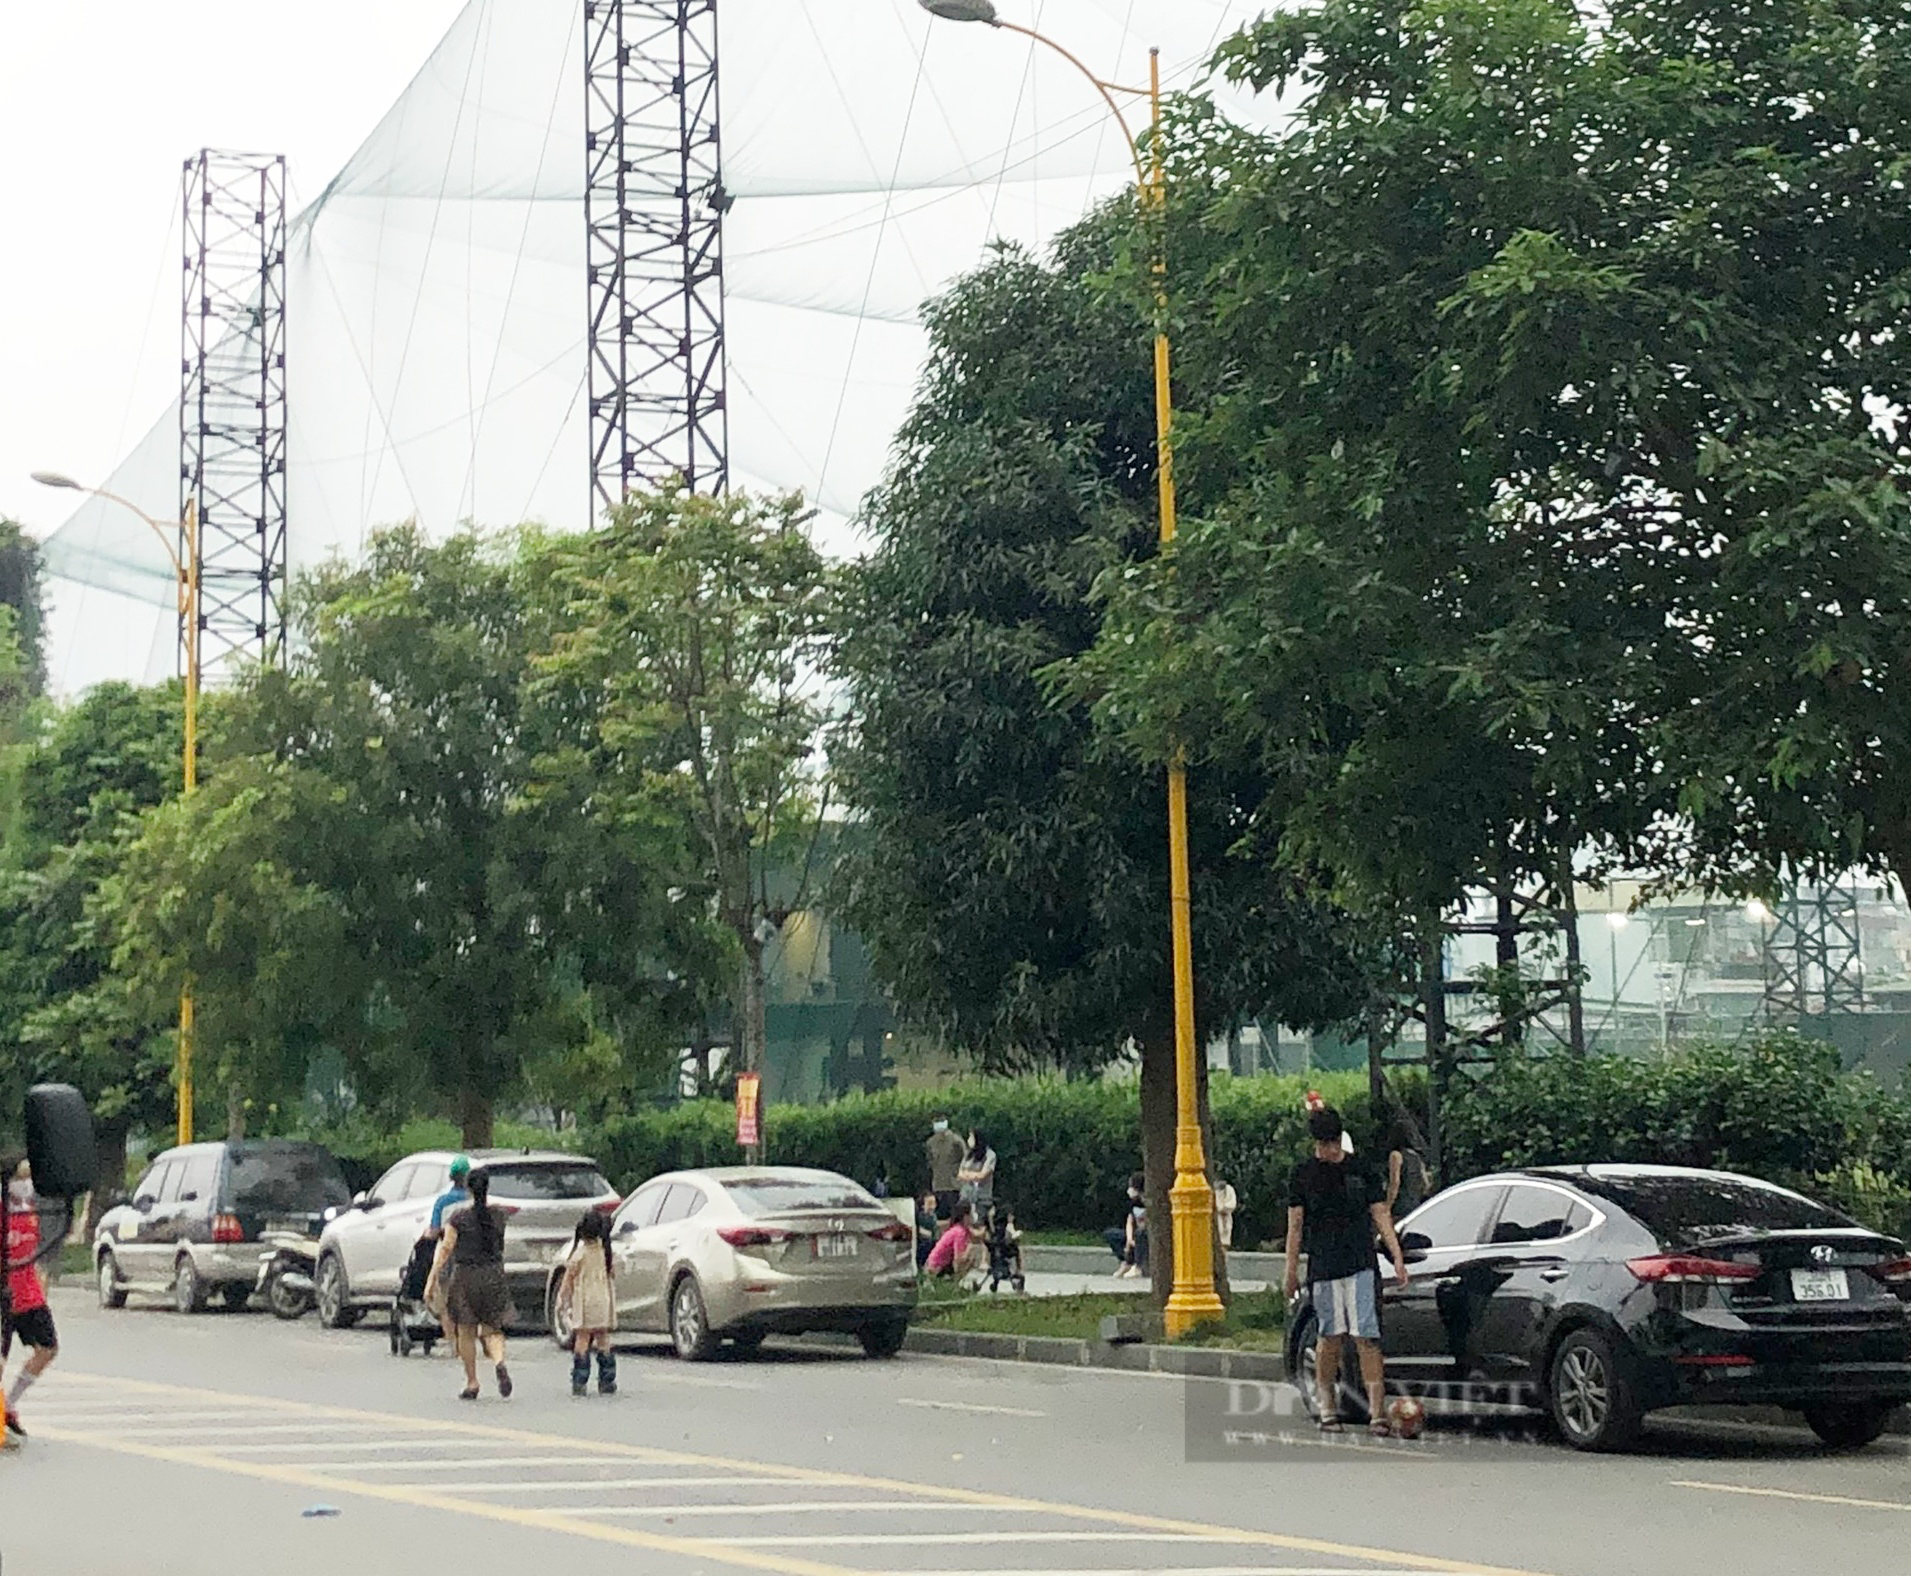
924,1201,981,1279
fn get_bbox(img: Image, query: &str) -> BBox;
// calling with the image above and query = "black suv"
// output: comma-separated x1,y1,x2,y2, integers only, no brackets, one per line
94,1140,352,1314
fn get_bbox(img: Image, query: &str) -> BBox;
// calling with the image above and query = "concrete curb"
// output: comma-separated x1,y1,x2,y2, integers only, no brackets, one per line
885,1324,1289,1382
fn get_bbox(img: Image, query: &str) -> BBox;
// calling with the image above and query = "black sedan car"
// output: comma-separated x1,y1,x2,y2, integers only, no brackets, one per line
1285,1163,1911,1450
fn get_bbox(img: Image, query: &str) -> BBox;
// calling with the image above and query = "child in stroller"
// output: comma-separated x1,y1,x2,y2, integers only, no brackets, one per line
983,1203,1025,1293
388,1232,441,1357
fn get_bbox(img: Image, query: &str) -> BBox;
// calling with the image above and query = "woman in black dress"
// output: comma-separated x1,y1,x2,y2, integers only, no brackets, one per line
425,1168,513,1400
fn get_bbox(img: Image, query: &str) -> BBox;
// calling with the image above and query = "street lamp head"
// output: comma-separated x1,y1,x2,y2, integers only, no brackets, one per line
30,470,84,491
918,0,1000,22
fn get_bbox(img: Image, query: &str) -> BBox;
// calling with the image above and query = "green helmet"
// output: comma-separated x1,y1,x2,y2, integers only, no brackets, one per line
448,1154,471,1181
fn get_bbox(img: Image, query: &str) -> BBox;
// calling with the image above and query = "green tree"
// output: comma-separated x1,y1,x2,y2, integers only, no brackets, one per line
95,757,358,1138
222,525,714,1145
835,230,1378,1298
0,519,45,703
539,487,833,1129
1078,0,1911,953
0,683,184,1185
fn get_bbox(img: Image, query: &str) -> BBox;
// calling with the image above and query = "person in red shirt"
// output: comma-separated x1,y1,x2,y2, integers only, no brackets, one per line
4,1157,59,1440
923,1201,982,1281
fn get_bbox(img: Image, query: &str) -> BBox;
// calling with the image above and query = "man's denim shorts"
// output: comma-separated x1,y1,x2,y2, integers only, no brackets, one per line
1311,1268,1380,1339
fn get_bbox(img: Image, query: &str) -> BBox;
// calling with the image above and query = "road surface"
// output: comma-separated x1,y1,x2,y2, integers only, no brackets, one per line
3,1286,1907,1576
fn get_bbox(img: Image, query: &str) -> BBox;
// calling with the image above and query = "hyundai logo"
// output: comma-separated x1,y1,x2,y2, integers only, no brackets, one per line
1810,1244,1836,1265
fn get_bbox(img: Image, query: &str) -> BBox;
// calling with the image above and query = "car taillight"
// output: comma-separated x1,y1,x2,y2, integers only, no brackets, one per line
1869,1257,1911,1285
718,1226,792,1249
593,1199,620,1215
1626,1254,1761,1285
211,1213,244,1244
867,1221,911,1243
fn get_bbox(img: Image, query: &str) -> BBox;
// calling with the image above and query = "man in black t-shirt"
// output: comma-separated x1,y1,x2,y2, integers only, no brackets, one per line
1283,1106,1409,1432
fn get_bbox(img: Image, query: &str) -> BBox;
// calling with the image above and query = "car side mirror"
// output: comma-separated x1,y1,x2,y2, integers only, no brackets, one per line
180,1190,199,1203
1400,1231,1433,1253
361,1195,384,1212
133,1195,156,1212
616,1220,639,1236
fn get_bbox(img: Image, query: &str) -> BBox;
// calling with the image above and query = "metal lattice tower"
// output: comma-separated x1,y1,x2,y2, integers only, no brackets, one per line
1764,883,1866,1020
181,150,288,679
584,0,730,520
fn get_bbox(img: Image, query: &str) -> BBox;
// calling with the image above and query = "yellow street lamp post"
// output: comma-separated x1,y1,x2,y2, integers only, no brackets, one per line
32,471,201,1146
916,0,1224,1334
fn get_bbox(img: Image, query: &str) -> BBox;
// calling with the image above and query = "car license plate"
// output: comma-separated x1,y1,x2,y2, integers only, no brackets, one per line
813,1234,857,1260
1791,1268,1849,1302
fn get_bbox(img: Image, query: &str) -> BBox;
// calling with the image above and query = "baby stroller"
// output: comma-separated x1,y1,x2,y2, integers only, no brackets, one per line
388,1233,441,1357
984,1204,1025,1293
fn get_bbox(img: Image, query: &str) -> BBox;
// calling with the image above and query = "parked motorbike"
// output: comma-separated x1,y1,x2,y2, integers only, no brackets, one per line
255,1227,322,1320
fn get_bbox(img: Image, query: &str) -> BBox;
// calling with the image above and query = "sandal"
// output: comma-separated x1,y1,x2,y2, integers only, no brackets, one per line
459,1386,479,1401
1318,1414,1344,1433
1368,1417,1395,1438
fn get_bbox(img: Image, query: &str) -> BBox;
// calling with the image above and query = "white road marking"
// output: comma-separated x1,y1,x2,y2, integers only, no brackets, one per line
25,1408,278,1424
887,1569,1443,1576
84,1421,429,1439
195,1438,500,1454
897,1397,1047,1418
1671,1480,1910,1513
557,1500,988,1518
433,1476,812,1494
293,1455,652,1473
642,1371,762,1390
694,1532,1232,1547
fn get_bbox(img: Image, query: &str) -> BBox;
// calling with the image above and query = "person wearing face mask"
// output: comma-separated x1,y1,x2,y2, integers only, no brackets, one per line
3,1158,59,1440
1103,1173,1149,1279
924,1114,965,1222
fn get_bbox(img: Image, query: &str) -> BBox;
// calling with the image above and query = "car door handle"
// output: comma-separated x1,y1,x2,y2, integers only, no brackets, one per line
1539,1268,1569,1282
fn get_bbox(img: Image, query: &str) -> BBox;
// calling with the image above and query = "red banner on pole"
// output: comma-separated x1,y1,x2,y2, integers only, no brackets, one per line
735,1071,761,1148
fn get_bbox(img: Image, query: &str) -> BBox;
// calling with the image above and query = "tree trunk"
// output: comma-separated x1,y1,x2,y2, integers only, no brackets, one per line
1141,1025,1226,1309
1140,1023,1176,1307
458,1086,495,1149
739,934,768,1163
87,1119,130,1235
1198,1042,1229,1306
225,1082,248,1142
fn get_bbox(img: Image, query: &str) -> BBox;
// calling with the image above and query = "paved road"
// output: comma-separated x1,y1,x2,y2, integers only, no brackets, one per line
3,1287,1907,1576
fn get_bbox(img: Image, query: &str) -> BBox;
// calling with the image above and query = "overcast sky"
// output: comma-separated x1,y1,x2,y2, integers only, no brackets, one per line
0,1,468,538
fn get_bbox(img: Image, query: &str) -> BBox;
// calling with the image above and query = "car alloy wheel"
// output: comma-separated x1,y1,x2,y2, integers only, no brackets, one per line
173,1256,206,1315
1556,1345,1608,1439
1548,1328,1640,1451
670,1276,717,1361
315,1254,355,1329
97,1251,127,1310
1295,1319,1321,1418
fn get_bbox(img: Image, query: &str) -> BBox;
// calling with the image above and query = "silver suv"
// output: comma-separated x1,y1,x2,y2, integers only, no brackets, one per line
94,1140,352,1314
313,1149,619,1328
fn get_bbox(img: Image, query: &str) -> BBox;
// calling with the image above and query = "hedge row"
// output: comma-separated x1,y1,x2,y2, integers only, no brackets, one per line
584,1070,1387,1250
319,1035,1911,1247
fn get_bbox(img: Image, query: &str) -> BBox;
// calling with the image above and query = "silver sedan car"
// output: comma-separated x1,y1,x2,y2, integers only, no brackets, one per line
545,1166,917,1359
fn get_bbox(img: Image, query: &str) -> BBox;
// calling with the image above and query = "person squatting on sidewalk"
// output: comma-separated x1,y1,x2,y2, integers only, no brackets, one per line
1283,1106,1409,1435
3,1157,58,1441
558,1208,618,1396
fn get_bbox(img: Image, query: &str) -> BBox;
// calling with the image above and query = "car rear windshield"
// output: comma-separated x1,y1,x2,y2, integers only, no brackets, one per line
482,1164,612,1201
722,1177,881,1217
227,1145,352,1215
1580,1174,1854,1242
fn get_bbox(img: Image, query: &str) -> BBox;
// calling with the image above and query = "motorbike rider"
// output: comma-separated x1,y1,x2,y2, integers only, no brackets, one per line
424,1155,472,1345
